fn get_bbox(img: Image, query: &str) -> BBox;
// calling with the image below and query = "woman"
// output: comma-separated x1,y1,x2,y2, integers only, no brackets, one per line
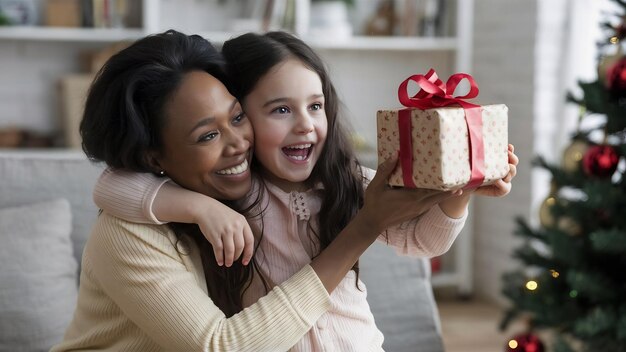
52,30,458,351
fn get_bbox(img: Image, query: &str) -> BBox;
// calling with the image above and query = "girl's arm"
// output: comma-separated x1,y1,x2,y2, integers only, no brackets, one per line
366,144,519,257
94,168,253,267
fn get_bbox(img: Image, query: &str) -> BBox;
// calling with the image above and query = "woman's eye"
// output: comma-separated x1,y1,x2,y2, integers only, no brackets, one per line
233,112,246,124
272,106,290,114
310,103,323,111
198,131,218,142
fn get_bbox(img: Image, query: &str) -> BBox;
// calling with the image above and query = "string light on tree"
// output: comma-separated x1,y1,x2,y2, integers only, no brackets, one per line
525,280,538,291
505,333,545,352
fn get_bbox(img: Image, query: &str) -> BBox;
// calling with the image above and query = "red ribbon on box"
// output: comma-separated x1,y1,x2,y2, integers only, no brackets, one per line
397,69,485,189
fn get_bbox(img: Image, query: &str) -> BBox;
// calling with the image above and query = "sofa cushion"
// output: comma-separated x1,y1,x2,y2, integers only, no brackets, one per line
0,151,104,265
0,198,78,352
360,242,444,352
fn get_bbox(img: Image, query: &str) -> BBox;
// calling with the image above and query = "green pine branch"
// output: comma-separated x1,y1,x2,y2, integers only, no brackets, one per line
590,229,626,253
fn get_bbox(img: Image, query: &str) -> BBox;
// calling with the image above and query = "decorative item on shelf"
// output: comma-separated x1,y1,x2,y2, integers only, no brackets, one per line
45,0,81,27
505,332,545,352
0,0,38,25
0,8,10,25
581,144,620,178
561,137,589,174
309,0,353,40
59,74,95,148
420,0,446,37
80,41,130,73
364,0,395,36
0,128,55,148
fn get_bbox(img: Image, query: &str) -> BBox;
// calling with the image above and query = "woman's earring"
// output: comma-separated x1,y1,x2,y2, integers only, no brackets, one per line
159,170,165,176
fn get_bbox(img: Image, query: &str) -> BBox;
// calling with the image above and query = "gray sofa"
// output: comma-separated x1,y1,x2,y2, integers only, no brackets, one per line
0,150,444,352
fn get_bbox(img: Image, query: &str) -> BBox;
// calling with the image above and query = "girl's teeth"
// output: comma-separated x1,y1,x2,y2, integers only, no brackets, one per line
216,159,248,175
283,144,312,161
286,144,311,150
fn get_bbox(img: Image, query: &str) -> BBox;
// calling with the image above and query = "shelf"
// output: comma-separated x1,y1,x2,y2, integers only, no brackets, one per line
199,31,458,51
304,36,457,51
0,26,146,42
0,26,458,51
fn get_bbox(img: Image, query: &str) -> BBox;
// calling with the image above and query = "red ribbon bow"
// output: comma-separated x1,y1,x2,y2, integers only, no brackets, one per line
397,69,485,189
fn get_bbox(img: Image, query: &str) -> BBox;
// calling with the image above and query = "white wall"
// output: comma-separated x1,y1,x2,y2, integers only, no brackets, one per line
470,0,537,304
0,41,102,135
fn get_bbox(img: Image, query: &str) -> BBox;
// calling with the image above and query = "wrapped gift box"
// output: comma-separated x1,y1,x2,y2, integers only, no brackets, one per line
377,104,509,190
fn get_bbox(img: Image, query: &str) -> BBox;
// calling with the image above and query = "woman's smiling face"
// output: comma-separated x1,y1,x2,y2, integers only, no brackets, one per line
242,59,328,192
155,70,254,200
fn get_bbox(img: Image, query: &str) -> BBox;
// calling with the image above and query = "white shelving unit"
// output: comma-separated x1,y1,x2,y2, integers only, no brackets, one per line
0,0,474,297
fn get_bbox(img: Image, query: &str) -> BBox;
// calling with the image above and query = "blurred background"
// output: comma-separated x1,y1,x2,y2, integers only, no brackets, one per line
1,1,623,351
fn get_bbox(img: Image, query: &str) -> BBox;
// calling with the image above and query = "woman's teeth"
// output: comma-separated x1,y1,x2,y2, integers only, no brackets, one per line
216,159,248,175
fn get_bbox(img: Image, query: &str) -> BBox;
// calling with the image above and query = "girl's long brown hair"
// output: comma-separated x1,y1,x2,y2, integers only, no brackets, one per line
222,32,366,290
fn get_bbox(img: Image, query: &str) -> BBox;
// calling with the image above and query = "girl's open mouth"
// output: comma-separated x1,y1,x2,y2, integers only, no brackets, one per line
282,143,313,161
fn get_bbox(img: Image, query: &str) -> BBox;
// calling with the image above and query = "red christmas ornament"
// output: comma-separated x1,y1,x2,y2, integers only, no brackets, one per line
606,57,626,100
505,333,545,352
582,145,620,178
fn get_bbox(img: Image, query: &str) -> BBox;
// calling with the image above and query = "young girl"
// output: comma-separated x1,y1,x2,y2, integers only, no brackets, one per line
95,32,518,351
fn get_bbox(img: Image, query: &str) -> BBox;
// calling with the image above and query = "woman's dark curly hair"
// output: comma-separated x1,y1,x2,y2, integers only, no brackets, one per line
80,30,263,317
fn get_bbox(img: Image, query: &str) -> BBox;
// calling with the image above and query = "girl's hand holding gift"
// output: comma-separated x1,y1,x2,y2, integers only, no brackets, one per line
473,144,519,198
359,154,462,235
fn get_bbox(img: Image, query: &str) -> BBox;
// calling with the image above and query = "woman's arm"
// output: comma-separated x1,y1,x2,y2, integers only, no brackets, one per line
94,168,254,267
86,213,330,351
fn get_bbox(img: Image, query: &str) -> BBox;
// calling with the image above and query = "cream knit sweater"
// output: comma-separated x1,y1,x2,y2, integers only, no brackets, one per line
51,213,331,351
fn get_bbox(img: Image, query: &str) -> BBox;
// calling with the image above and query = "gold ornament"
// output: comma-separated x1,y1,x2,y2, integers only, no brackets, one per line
598,53,623,84
539,195,556,228
562,139,589,173
558,216,583,236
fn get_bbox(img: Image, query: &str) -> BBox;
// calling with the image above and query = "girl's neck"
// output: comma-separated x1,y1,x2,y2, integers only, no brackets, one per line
260,168,312,193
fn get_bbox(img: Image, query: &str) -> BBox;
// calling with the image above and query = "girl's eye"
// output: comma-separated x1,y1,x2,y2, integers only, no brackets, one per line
310,103,323,111
272,106,290,114
198,131,219,143
232,112,246,124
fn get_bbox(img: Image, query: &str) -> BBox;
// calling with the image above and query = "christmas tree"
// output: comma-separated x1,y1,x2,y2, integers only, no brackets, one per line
500,2,626,352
